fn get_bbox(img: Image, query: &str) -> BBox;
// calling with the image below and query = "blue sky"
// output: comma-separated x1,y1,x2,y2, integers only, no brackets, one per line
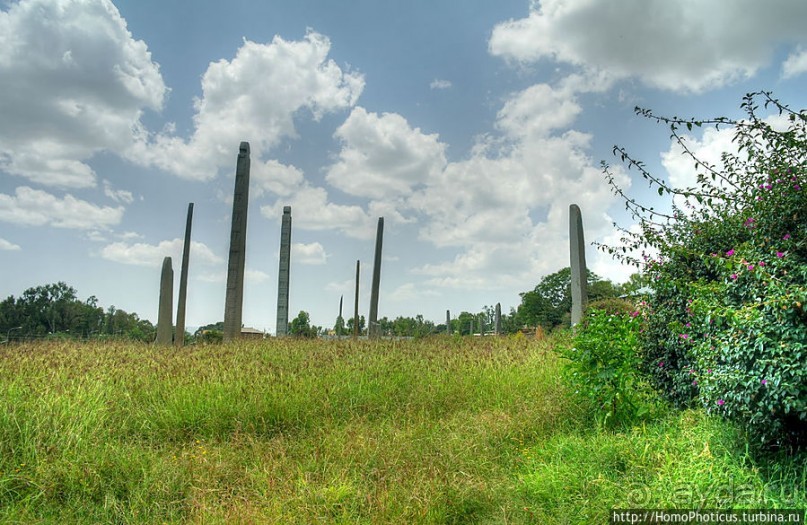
1,0,806,332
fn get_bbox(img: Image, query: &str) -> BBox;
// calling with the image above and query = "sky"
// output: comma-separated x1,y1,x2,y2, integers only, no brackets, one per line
1,0,807,333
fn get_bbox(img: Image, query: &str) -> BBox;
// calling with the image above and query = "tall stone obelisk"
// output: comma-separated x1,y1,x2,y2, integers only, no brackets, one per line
175,202,193,348
353,260,360,339
495,303,502,335
368,217,384,339
223,142,250,342
569,204,588,327
276,206,292,337
156,256,174,345
446,310,451,335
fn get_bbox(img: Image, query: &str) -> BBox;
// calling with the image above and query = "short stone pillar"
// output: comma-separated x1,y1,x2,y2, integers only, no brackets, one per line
569,204,588,326
156,256,174,345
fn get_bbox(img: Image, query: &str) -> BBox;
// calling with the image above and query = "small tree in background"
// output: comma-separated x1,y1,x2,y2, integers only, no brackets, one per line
290,311,315,338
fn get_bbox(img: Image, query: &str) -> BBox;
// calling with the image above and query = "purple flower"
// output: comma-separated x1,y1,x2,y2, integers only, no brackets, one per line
744,217,755,227
658,361,664,368
680,333,689,340
761,379,767,385
783,234,791,240
692,380,698,386
730,273,738,280
795,185,801,191
765,184,773,190
758,261,766,267
747,264,755,271
726,249,735,257
630,311,640,318
707,369,712,374
777,251,785,258
717,399,725,406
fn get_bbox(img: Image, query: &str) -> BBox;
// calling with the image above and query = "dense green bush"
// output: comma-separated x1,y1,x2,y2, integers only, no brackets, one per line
586,298,635,316
602,92,806,448
559,309,659,427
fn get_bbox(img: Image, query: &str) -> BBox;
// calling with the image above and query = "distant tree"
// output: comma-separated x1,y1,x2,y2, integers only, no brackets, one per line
0,282,154,341
618,272,652,296
346,315,366,335
333,315,346,336
290,311,315,338
517,267,620,330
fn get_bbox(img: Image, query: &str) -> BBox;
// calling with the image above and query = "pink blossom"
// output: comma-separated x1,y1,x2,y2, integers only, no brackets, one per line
726,249,735,257
747,264,755,271
730,273,738,280
717,399,725,406
761,379,767,385
783,234,791,240
777,252,785,258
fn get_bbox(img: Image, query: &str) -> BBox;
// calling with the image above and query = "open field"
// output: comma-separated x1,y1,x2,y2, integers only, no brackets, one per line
0,335,804,523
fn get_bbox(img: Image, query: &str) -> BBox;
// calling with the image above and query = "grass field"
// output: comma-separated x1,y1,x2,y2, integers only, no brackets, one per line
0,335,804,523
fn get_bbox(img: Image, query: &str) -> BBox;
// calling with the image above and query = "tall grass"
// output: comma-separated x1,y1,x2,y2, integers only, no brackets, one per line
0,335,803,523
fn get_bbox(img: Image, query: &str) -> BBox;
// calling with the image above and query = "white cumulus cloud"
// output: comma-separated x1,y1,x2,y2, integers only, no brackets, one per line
326,107,447,200
489,0,807,93
292,242,327,265
0,186,123,229
408,78,630,288
430,79,452,90
782,47,807,78
0,237,21,251
100,238,223,267
0,0,166,188
131,31,364,181
261,185,373,239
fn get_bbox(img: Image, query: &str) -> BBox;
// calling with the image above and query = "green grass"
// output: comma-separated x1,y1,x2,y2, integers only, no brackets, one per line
0,335,803,523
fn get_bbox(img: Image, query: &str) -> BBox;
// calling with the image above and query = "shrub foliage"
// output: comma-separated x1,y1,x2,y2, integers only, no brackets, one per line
601,92,806,447
560,308,659,427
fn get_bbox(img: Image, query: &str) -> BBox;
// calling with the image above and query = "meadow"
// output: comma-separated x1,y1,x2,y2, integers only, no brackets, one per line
0,335,804,524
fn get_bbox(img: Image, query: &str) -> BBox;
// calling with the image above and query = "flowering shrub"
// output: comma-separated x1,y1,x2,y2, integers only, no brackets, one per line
602,92,806,448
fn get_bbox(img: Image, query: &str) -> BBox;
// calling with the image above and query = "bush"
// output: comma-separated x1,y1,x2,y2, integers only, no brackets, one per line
586,298,635,316
602,92,806,448
559,309,660,427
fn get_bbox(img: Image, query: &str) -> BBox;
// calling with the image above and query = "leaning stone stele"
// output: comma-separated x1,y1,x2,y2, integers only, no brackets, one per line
175,203,193,348
368,217,384,339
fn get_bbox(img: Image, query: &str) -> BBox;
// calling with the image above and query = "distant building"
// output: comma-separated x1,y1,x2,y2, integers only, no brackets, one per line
240,327,266,339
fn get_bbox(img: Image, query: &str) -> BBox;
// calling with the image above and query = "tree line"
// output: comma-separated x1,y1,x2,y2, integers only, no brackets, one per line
0,282,156,342
3,268,646,343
